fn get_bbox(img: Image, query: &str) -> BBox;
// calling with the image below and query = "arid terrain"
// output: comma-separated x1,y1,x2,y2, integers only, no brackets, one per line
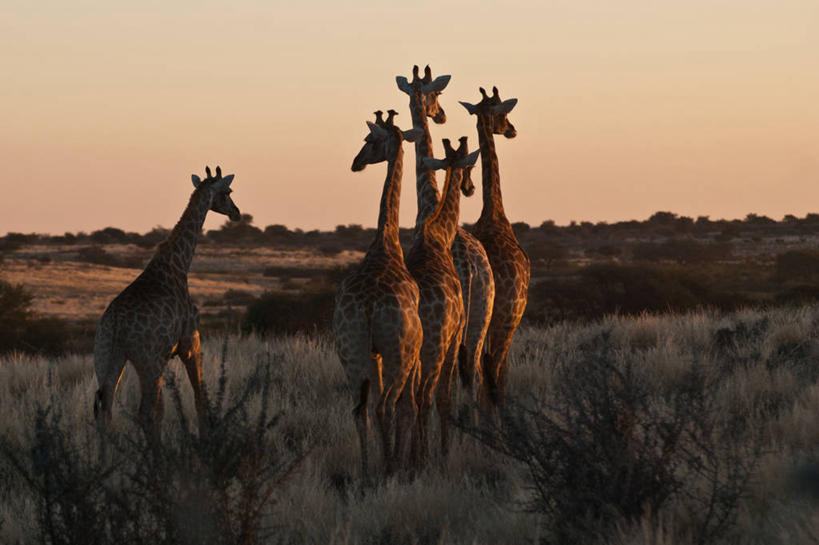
3,214,819,543
2,310,819,543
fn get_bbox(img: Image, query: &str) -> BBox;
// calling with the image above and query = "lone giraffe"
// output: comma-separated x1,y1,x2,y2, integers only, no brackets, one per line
397,65,495,413
93,166,241,436
407,137,479,460
461,86,530,408
334,111,423,480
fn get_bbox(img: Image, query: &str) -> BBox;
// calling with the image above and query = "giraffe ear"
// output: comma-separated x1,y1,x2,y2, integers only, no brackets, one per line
191,175,201,188
422,74,450,94
459,101,479,115
492,98,518,115
366,121,389,139
421,157,448,171
402,127,424,143
396,76,411,95
455,150,480,169
210,174,234,191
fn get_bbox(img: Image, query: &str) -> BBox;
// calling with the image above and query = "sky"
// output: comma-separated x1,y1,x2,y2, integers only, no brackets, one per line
2,0,818,235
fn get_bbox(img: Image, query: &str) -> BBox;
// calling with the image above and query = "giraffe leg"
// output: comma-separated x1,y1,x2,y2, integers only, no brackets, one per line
352,379,371,489
178,330,205,428
93,314,126,433
458,326,486,425
93,356,126,433
376,326,421,475
415,362,440,466
93,355,125,461
136,365,164,443
374,393,394,475
395,365,418,475
484,324,516,409
464,259,494,418
437,328,462,460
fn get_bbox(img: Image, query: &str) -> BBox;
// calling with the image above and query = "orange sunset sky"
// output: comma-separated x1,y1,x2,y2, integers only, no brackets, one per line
2,1,818,235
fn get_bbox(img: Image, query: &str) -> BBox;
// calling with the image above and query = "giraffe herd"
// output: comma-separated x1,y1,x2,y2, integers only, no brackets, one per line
92,65,530,481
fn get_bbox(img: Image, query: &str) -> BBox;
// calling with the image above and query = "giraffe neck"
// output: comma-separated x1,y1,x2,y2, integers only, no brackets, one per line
371,147,405,257
409,92,440,229
425,166,463,249
476,116,507,223
156,187,211,277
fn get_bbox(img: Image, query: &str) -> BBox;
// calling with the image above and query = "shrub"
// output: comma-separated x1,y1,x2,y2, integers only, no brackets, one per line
632,239,732,264
135,227,170,249
242,289,336,336
76,246,144,269
1,354,304,545
0,280,89,355
207,214,263,244
90,227,128,244
775,249,819,282
526,263,747,324
0,280,33,352
467,333,757,543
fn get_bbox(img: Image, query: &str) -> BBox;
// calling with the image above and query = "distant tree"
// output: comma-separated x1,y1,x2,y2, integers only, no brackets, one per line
745,213,775,226
512,221,531,237
207,214,263,243
528,241,569,268
264,224,291,237
335,224,365,236
135,226,170,249
783,214,799,224
674,216,694,233
90,227,128,244
648,211,678,225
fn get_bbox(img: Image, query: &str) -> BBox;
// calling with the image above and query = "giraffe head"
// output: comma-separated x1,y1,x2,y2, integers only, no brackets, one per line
396,65,451,124
459,86,518,139
351,110,423,171
422,136,480,194
191,165,241,221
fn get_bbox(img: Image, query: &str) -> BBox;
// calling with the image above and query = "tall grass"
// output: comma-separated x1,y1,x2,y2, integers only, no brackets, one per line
2,308,819,543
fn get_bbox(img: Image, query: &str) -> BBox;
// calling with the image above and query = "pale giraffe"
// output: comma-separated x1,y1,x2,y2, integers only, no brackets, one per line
461,86,530,408
93,166,241,436
397,65,495,413
334,111,423,480
407,137,479,461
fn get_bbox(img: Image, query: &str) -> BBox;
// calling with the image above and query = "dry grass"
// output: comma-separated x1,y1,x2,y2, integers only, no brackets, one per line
0,245,362,320
3,307,819,543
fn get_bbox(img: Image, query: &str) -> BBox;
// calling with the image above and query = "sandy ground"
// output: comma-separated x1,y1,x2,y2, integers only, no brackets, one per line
1,244,363,320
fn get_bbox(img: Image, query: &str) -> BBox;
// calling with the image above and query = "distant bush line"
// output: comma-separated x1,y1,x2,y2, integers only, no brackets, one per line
6,210,819,254
7,210,819,355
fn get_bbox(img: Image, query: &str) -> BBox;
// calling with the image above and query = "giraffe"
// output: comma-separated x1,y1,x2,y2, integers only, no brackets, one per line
93,166,241,437
334,111,424,481
460,86,530,408
406,136,480,461
397,65,496,414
